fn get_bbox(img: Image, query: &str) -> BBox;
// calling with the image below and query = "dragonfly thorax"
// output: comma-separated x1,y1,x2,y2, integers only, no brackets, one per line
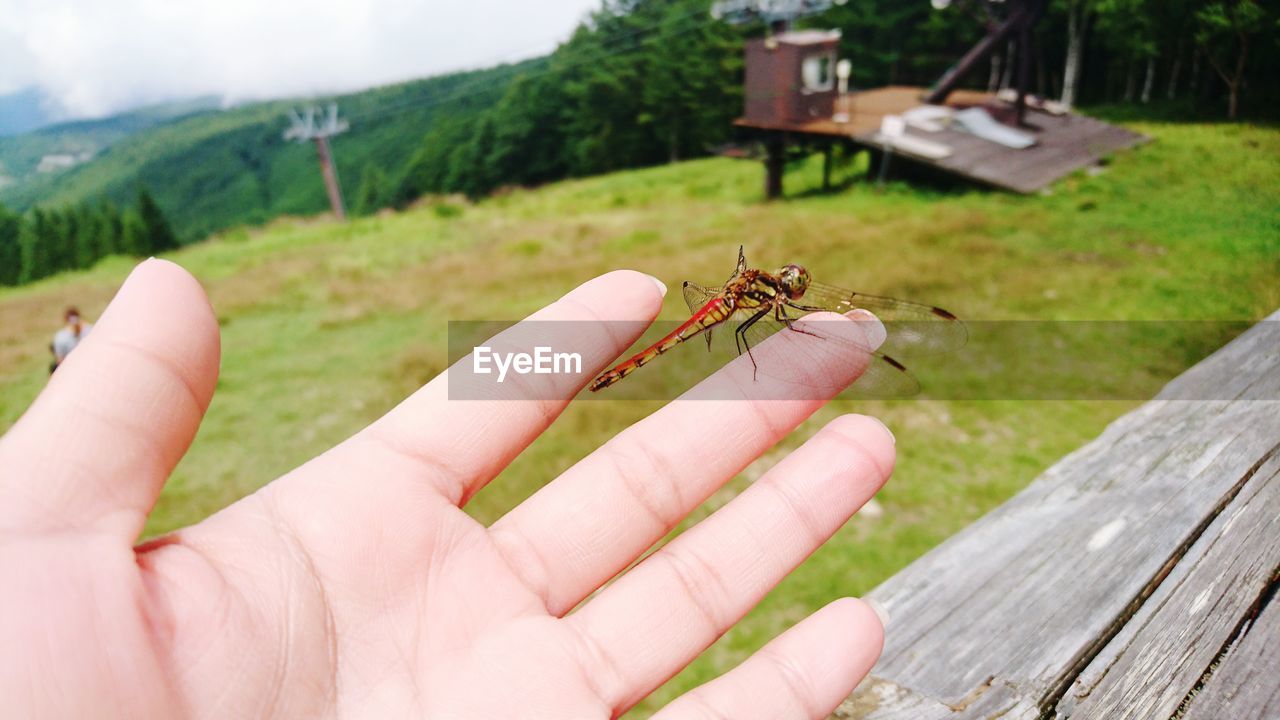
777,264,812,300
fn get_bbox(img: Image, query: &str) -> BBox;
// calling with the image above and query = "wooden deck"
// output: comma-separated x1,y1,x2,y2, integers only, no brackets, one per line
736,86,996,138
736,86,1147,194
832,311,1280,719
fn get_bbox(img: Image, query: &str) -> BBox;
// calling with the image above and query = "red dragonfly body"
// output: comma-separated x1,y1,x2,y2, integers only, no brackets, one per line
589,247,963,393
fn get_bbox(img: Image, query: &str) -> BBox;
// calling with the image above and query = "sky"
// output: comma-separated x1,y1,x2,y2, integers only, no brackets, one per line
0,0,603,120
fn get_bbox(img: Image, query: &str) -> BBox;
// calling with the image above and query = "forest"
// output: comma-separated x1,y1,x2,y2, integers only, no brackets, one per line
1,0,1275,287
0,190,178,287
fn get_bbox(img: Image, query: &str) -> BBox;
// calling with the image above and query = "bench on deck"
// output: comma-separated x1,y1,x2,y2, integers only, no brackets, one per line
834,311,1280,720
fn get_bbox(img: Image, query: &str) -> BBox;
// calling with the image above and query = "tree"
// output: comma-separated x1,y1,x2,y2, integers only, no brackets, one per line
390,120,471,207
1095,0,1157,103
95,200,124,258
120,209,150,257
19,208,55,284
353,163,388,216
71,202,99,269
1195,0,1266,118
826,0,941,87
136,188,179,253
0,204,21,286
45,207,75,274
1060,0,1094,107
642,0,742,163
447,115,500,199
485,74,569,187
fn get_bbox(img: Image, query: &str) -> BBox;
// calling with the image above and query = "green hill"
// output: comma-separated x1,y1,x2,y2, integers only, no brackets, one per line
0,61,537,241
1,121,1277,715
0,96,222,189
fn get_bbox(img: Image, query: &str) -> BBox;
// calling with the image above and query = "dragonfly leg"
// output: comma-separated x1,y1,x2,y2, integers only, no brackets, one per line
776,303,821,338
786,301,827,313
736,306,771,381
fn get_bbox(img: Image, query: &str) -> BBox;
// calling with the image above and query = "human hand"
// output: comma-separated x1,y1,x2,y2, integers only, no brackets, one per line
0,259,894,719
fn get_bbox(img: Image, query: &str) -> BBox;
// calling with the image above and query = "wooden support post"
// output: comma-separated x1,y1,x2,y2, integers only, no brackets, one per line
822,143,833,192
313,135,346,221
764,135,785,201
865,148,881,182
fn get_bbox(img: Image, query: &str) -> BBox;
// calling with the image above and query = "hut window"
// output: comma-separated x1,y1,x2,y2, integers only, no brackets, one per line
801,54,835,92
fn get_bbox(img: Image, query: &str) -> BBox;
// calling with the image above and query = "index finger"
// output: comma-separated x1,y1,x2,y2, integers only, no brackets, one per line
280,269,666,508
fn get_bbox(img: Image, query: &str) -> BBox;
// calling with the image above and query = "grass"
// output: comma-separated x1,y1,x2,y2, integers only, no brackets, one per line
2,119,1278,716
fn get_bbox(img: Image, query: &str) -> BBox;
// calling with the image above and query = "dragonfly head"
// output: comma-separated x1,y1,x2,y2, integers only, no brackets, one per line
778,264,811,300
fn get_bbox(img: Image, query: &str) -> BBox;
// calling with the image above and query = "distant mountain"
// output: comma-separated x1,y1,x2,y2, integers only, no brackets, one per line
0,62,535,242
0,87,62,137
0,95,223,191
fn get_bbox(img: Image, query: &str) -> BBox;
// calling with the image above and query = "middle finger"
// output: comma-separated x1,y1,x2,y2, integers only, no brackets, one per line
488,310,885,615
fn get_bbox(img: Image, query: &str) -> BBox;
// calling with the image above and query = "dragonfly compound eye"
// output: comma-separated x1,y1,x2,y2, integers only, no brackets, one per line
780,264,811,299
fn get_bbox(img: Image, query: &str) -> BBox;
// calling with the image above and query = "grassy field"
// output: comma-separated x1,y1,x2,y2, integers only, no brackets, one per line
1,119,1277,715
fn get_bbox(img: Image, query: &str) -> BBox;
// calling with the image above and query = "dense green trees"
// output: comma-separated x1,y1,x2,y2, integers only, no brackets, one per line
376,0,743,203
353,163,388,216
136,189,179,253
372,0,1276,207
0,204,20,286
0,189,178,287
1194,0,1268,118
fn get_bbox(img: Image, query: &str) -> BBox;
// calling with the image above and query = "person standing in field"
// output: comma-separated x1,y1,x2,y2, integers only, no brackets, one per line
50,306,92,373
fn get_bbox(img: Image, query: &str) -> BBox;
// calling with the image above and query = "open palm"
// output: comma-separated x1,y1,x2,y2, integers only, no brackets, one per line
0,260,893,719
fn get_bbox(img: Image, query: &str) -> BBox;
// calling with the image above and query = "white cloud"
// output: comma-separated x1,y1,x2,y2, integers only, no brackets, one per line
0,0,603,118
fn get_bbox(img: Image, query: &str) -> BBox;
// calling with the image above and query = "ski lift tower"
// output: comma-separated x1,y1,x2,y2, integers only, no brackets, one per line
284,104,350,221
711,0,847,33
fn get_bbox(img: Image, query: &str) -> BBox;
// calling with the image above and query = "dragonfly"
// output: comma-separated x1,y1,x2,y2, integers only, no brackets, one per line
588,246,966,395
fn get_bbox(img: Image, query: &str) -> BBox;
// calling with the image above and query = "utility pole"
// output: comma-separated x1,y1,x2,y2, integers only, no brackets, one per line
284,104,350,221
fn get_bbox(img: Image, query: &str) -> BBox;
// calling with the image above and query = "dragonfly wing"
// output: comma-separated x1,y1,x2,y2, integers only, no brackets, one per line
710,312,921,398
793,281,968,358
849,351,922,398
682,281,719,314
681,282,725,352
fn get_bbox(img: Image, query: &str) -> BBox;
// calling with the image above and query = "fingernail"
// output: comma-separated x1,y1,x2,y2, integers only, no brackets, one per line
865,598,891,626
122,258,156,287
647,274,668,297
867,415,895,445
849,309,887,351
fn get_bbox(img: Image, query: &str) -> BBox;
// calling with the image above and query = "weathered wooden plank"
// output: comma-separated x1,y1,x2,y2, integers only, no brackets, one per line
832,678,954,720
833,677,1037,720
1058,451,1280,719
922,112,1144,193
1180,572,1280,720
835,313,1280,718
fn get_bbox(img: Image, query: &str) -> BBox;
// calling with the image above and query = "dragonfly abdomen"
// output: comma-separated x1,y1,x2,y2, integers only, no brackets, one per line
589,297,732,391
